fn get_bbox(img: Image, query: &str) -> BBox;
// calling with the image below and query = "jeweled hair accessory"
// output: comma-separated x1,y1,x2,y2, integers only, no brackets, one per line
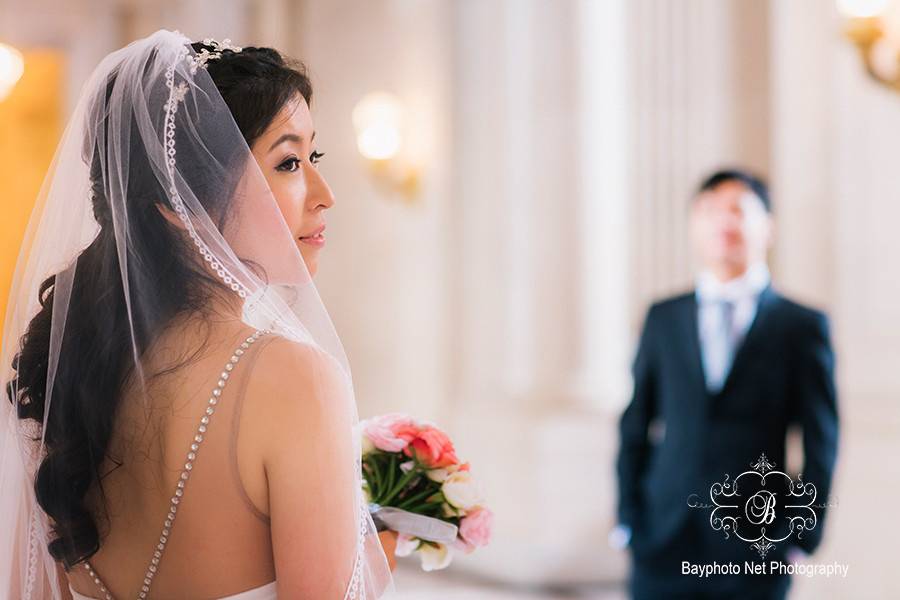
187,37,243,74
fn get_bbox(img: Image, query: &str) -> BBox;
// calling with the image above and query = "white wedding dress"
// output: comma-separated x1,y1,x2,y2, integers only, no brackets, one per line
69,581,277,600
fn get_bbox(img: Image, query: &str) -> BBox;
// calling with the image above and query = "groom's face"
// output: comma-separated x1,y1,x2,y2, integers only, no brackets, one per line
690,180,772,277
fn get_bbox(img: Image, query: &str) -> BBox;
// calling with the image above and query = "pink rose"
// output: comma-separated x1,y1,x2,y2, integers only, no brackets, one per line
363,413,416,453
396,424,459,468
458,507,493,551
451,536,477,554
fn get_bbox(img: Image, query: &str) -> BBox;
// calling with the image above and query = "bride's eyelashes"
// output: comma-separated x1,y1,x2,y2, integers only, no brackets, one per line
276,156,301,173
275,151,325,173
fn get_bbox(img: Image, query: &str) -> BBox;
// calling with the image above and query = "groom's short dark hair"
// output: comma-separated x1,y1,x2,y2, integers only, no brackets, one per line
697,168,771,213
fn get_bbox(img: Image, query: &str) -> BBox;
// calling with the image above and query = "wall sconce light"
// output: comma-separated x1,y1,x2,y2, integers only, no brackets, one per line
0,42,25,102
352,91,420,202
838,0,900,91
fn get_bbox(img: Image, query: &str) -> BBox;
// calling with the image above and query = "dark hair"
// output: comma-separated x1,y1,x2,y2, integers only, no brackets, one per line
697,168,771,213
7,41,312,570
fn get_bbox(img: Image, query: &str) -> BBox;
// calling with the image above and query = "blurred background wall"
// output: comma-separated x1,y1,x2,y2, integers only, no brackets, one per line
1,0,898,598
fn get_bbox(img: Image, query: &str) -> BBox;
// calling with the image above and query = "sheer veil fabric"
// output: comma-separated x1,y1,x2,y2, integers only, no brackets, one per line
0,29,393,598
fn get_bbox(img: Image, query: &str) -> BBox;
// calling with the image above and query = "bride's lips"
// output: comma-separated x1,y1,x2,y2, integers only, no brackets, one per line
299,225,326,248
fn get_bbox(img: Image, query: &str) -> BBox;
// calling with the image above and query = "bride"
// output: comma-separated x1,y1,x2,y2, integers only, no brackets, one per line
0,30,395,599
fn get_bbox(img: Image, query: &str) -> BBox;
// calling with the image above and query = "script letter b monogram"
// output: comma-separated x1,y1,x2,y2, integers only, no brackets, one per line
745,490,777,525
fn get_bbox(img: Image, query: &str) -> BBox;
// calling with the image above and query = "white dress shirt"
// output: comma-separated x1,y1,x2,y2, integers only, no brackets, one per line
695,262,771,393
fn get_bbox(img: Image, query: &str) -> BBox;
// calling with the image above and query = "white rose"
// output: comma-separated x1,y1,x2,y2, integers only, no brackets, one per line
427,462,468,483
394,533,419,558
442,471,484,511
427,468,450,483
361,434,376,457
418,542,452,571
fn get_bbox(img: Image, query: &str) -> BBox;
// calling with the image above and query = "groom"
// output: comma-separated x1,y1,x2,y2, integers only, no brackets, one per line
615,169,839,599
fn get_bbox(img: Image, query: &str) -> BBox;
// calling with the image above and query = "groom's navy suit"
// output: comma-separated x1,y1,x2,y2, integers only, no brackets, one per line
616,284,839,599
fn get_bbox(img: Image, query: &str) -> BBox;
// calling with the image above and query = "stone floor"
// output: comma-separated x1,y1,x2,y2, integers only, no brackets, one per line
388,565,626,600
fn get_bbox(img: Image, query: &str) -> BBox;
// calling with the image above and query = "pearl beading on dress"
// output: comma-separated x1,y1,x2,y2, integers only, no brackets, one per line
81,329,269,599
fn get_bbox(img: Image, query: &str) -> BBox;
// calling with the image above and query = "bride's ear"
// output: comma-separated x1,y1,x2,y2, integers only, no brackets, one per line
155,201,186,230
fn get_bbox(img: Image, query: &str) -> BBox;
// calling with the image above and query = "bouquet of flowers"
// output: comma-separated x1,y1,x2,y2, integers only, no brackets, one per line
360,413,494,571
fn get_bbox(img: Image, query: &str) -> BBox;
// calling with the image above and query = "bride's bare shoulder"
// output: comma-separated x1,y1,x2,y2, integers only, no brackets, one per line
240,334,351,439
248,334,345,394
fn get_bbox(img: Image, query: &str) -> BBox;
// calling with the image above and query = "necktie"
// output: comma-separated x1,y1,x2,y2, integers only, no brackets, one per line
704,299,738,393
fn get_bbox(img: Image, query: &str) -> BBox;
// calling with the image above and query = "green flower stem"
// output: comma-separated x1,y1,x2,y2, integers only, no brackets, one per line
395,486,438,510
379,467,420,506
367,456,383,500
386,454,398,493
406,501,441,514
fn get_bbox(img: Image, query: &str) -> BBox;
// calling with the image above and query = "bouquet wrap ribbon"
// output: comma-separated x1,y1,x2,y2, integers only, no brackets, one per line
368,503,459,544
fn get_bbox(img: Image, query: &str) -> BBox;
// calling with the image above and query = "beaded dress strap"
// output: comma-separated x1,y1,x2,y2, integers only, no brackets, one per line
80,329,270,599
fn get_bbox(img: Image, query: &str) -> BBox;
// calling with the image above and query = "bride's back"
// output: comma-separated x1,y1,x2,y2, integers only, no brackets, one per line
66,316,318,598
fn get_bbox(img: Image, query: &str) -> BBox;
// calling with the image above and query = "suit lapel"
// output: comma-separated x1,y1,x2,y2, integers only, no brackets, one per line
680,293,708,396
718,285,779,395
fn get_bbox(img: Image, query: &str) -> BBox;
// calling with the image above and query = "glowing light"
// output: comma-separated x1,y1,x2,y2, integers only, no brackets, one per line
836,0,892,18
353,92,403,160
0,42,25,101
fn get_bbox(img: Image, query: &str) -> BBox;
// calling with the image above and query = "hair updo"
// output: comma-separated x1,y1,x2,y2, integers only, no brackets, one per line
8,39,312,569
192,41,313,145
